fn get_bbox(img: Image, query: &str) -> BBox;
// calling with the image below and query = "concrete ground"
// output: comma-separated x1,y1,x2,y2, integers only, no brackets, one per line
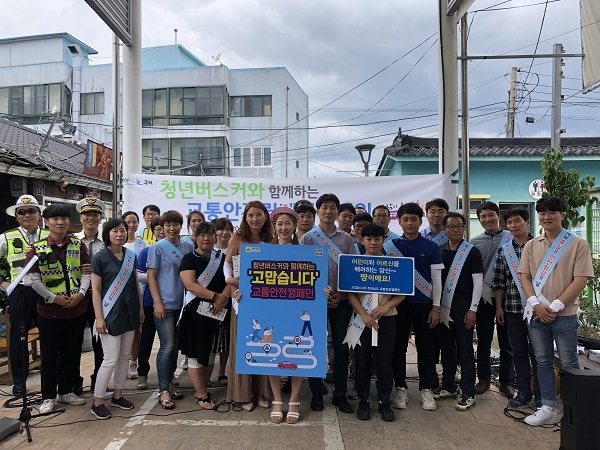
0,338,561,450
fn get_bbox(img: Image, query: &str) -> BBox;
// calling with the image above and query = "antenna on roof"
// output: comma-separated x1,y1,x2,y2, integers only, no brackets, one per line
174,29,178,45
212,53,223,65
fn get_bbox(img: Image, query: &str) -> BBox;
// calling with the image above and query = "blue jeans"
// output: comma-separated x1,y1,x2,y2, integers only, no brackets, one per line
528,314,579,407
154,309,180,393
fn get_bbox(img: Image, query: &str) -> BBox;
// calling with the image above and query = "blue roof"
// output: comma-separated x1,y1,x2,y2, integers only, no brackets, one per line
142,44,206,71
0,33,97,55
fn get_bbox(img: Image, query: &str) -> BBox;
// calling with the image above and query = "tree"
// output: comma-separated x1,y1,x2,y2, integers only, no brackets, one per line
540,147,597,229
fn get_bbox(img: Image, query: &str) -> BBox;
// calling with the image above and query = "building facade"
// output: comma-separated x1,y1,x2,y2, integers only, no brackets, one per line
0,33,309,179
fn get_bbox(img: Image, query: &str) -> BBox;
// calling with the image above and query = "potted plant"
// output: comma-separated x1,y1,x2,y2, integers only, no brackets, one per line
579,255,600,349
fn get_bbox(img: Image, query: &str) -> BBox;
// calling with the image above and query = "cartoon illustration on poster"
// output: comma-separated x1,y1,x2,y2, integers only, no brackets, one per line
236,244,328,377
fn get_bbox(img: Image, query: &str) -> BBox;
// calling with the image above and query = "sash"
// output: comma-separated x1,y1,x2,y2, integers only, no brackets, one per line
182,235,194,246
501,241,527,312
307,228,343,264
134,238,145,255
523,229,576,323
481,231,511,303
95,249,136,338
383,239,433,298
428,230,449,247
440,241,473,327
155,239,185,266
354,242,360,254
179,250,224,322
343,293,377,349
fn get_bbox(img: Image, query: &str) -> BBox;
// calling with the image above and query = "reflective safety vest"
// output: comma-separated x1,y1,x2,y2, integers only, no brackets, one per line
141,227,156,245
33,237,82,298
5,228,50,281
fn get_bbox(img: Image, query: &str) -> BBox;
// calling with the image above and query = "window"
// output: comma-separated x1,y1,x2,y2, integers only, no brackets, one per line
457,194,491,217
2,83,67,123
0,87,8,115
232,147,272,167
230,96,272,117
142,137,229,176
80,92,105,115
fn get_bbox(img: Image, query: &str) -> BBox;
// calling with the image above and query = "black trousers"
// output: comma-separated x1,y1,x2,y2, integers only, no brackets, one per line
505,312,540,396
393,302,435,390
475,299,513,384
73,294,103,388
38,313,87,399
438,297,476,397
355,316,395,403
138,305,156,377
8,285,40,388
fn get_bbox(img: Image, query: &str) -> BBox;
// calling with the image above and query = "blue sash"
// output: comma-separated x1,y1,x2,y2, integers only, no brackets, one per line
182,235,194,246
183,250,224,309
134,238,145,255
307,228,343,264
383,239,433,298
482,231,512,303
502,241,527,309
440,241,473,327
101,248,136,318
354,242,360,254
432,230,449,247
155,239,185,266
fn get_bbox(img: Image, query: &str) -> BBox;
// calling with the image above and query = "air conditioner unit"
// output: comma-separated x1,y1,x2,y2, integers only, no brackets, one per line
10,177,26,197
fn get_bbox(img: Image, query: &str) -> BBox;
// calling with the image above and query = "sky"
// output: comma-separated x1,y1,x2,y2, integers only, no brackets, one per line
1,0,598,178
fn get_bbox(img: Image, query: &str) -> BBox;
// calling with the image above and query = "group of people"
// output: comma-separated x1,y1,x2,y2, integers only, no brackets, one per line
0,191,592,427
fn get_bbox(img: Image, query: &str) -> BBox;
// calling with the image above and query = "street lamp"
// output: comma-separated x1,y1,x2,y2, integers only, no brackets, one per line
355,144,375,177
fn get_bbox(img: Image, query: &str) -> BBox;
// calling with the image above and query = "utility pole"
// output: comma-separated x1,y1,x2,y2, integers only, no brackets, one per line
551,43,564,150
506,66,518,138
112,34,121,218
460,13,470,239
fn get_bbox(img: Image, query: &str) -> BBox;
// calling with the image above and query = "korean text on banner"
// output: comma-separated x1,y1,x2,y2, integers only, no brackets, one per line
337,254,415,295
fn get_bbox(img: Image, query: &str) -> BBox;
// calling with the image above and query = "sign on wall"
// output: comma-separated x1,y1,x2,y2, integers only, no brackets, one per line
236,244,328,377
84,140,113,181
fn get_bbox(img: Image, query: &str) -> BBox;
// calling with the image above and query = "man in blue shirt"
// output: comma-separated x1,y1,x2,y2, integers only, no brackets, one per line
386,202,444,412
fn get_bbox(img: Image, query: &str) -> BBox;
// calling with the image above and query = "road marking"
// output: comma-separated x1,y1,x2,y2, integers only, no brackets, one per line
139,418,315,427
104,391,157,450
323,405,344,450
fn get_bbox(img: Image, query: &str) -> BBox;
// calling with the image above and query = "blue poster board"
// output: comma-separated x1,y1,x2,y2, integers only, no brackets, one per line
337,254,415,295
236,244,328,377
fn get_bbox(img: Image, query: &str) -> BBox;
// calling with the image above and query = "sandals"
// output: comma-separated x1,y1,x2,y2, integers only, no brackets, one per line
170,390,184,400
286,401,300,424
270,401,284,424
257,395,270,409
195,392,215,410
241,402,256,412
158,391,175,410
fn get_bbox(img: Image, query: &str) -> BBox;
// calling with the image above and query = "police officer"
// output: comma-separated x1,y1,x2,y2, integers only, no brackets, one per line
0,195,48,396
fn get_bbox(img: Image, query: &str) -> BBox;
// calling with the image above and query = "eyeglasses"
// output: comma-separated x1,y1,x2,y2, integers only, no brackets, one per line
16,209,39,216
373,214,389,219
445,225,465,230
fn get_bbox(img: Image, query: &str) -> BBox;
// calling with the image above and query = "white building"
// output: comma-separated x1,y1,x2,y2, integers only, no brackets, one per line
0,33,309,179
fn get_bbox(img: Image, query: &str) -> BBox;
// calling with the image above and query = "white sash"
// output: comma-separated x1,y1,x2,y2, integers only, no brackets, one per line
440,241,473,327
523,229,576,323
481,231,511,304
307,228,343,264
383,239,433,298
343,293,377,349
179,250,224,322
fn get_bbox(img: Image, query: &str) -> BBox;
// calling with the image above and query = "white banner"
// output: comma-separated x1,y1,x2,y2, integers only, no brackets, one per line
581,0,600,93
122,173,454,234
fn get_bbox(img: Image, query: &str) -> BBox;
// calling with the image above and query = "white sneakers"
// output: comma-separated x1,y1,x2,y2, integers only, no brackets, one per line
524,405,558,426
39,399,55,414
56,393,86,406
419,389,437,411
392,387,408,410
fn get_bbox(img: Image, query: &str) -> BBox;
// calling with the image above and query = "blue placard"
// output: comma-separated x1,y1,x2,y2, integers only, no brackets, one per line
337,254,415,295
236,244,328,377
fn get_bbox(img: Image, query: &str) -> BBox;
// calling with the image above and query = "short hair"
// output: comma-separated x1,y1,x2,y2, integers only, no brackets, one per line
504,208,529,223
443,211,466,226
372,205,390,217
212,217,234,232
102,218,128,247
397,202,424,219
187,210,206,228
150,217,161,232
361,223,385,238
142,204,160,215
159,210,183,226
316,193,340,210
536,196,566,213
293,199,313,212
295,203,316,216
195,221,216,236
121,210,139,221
338,203,356,216
353,212,373,225
425,198,449,212
43,204,71,219
476,201,499,218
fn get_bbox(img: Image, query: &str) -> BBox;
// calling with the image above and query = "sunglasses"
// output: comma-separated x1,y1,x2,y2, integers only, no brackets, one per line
16,208,39,216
